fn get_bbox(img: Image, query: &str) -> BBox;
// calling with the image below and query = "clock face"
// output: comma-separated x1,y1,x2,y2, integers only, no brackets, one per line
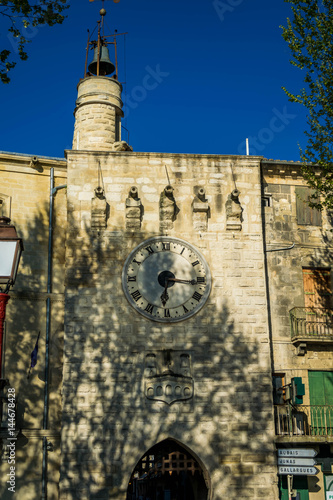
122,237,211,322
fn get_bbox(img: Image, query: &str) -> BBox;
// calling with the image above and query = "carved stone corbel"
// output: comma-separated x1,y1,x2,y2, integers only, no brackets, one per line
226,189,243,231
192,187,210,231
111,141,133,152
126,186,143,230
159,185,179,231
295,342,307,356
91,186,108,230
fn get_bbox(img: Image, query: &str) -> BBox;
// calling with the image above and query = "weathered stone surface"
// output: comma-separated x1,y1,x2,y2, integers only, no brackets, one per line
58,150,277,500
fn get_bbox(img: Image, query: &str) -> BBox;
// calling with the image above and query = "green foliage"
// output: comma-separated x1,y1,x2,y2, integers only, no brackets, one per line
281,0,333,210
0,0,69,83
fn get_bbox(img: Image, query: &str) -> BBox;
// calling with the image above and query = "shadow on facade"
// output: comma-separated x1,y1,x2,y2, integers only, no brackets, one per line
0,202,65,499
1,210,274,499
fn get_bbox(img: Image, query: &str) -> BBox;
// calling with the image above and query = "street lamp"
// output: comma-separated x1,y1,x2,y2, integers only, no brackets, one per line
0,216,24,379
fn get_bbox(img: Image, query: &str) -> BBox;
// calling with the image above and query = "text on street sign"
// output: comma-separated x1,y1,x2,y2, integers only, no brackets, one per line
277,449,317,458
278,466,318,476
278,458,316,467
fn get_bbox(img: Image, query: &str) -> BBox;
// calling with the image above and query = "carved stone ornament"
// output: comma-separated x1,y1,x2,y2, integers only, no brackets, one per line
192,187,210,231
144,351,193,405
226,188,243,231
91,186,108,230
125,186,143,230
159,185,179,232
111,141,133,152
295,342,307,356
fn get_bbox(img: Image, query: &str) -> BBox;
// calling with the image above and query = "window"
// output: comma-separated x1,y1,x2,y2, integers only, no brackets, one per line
295,187,321,226
262,195,272,207
303,268,331,309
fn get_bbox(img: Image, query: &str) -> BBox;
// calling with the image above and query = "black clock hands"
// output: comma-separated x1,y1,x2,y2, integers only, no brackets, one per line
167,278,197,285
160,283,169,306
160,277,197,306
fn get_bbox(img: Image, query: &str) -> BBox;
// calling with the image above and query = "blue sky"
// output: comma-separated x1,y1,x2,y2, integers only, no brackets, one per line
0,0,308,161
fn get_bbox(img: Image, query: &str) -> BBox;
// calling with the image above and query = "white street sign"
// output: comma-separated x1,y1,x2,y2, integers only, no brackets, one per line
278,458,317,467
278,449,317,458
278,466,318,476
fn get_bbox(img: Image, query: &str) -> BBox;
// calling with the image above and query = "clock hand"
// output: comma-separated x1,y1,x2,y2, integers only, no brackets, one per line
160,280,170,306
160,278,196,306
167,278,197,285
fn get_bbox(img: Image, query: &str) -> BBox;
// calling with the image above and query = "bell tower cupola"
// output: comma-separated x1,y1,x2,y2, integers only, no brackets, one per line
72,4,131,151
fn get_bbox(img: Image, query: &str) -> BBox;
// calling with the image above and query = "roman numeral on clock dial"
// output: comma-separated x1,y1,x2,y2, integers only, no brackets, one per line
192,291,202,302
131,290,142,302
145,303,154,314
164,309,171,318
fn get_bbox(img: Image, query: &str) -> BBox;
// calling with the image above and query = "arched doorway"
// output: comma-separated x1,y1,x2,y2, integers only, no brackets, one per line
127,439,209,500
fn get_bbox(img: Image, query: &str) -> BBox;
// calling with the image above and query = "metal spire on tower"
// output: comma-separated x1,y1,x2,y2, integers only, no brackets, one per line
85,0,126,79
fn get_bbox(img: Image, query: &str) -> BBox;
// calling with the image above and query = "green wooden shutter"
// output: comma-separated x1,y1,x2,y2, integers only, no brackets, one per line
309,371,333,436
295,187,321,226
311,202,322,226
296,187,311,225
324,372,333,405
309,371,333,405
309,371,325,405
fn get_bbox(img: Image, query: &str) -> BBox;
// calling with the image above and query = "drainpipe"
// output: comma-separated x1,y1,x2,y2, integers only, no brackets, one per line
42,168,66,499
263,243,295,366
265,243,295,253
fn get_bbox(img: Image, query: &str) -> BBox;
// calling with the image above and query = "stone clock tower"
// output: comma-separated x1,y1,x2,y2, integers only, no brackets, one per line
59,11,278,500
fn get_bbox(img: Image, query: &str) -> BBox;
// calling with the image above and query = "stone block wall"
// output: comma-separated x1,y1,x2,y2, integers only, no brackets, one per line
60,151,278,500
262,161,333,400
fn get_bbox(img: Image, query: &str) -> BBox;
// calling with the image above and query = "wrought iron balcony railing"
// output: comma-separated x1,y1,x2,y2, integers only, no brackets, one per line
274,404,333,437
290,307,333,340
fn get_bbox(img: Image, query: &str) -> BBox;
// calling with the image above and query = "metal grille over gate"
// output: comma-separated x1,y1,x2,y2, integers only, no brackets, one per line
139,450,201,477
127,440,209,500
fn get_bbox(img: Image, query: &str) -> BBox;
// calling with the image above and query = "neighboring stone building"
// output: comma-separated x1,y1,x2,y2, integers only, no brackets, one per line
0,152,67,499
262,162,333,500
0,13,332,500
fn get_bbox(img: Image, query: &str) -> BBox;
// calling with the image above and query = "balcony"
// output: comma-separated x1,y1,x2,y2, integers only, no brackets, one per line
274,404,333,441
290,308,333,352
